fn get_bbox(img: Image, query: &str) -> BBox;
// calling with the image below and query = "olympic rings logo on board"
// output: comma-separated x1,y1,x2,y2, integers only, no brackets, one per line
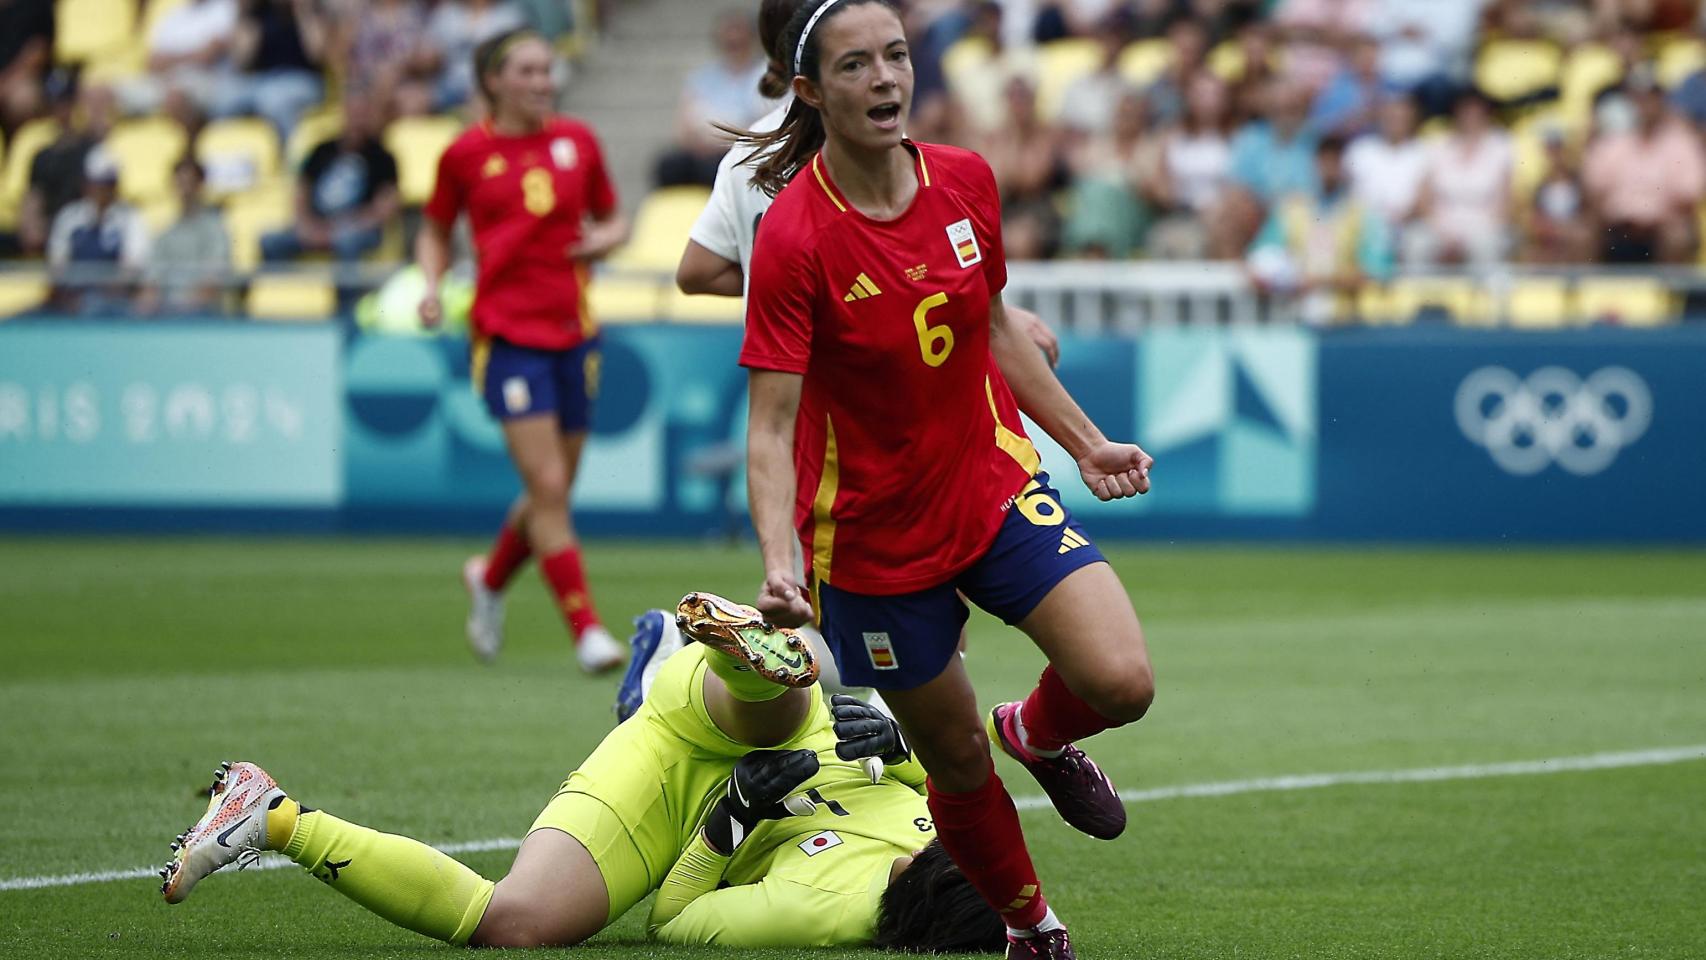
1454,366,1652,477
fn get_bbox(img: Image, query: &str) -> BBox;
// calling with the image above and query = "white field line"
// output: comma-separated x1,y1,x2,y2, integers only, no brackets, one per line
5,744,1703,894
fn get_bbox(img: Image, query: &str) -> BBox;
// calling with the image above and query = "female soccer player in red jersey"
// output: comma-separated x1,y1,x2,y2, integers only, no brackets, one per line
416,29,629,673
738,2,1156,957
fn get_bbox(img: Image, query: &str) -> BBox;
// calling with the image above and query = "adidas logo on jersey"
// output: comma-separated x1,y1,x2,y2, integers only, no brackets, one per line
843,273,883,302
1058,529,1089,554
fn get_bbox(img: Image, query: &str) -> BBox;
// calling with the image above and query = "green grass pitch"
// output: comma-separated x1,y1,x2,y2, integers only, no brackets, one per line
1,538,1703,959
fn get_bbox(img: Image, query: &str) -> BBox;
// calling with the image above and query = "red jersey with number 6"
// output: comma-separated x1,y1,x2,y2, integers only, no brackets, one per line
424,117,615,351
741,141,1039,596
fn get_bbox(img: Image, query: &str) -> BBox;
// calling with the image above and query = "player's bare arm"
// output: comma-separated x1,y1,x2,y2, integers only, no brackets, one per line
990,295,1153,501
573,209,631,261
677,240,745,296
746,370,814,626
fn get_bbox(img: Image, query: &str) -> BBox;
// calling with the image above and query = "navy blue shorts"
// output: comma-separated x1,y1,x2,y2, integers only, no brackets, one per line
815,473,1107,690
475,336,601,433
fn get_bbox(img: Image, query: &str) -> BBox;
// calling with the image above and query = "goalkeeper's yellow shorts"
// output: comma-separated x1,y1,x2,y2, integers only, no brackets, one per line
528,644,828,923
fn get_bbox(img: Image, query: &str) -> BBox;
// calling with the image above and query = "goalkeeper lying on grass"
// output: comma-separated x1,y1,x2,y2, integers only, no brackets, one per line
160,592,1004,951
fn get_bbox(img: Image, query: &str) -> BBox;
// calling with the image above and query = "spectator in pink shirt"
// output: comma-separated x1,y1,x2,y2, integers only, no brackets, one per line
1585,67,1706,264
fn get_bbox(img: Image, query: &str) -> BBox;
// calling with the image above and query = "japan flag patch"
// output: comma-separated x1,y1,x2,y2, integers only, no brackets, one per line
947,218,982,269
798,830,844,857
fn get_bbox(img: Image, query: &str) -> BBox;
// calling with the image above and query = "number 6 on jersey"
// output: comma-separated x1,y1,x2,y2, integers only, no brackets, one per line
913,293,953,367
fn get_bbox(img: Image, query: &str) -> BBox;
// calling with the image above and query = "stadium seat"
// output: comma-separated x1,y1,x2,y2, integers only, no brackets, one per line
1033,39,1102,122
1507,111,1569,200
1117,39,1171,86
248,273,336,321
224,178,296,273
140,196,182,235
941,36,996,89
106,117,189,205
1504,278,1571,329
1206,41,1247,82
1656,35,1706,89
1355,283,1410,326
0,270,49,318
287,107,344,168
586,277,664,325
1474,39,1563,104
663,287,745,324
0,118,59,225
1575,278,1673,327
196,119,282,198
1557,44,1622,130
55,0,135,64
1390,277,1495,326
608,187,711,273
385,116,463,205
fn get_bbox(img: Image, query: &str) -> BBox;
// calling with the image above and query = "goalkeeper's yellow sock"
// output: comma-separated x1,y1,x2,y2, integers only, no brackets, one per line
703,647,788,702
279,808,495,945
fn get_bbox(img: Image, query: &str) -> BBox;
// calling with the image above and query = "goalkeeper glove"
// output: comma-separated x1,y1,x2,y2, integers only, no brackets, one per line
702,748,820,855
830,695,910,765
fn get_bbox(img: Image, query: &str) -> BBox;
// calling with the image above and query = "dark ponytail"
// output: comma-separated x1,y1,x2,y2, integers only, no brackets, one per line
473,28,544,105
757,0,808,99
719,0,899,198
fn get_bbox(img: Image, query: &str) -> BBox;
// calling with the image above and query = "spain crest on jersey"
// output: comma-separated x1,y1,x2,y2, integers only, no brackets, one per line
551,138,578,170
946,218,981,269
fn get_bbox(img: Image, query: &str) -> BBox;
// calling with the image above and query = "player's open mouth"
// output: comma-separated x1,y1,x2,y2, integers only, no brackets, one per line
867,103,902,129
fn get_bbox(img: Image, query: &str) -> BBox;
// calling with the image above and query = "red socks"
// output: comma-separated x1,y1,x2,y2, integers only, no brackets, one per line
481,524,531,592
926,762,1049,929
540,546,602,638
1018,665,1118,754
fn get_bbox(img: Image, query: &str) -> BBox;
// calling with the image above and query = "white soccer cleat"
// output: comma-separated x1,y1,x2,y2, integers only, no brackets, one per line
161,761,284,904
462,555,506,664
576,623,627,674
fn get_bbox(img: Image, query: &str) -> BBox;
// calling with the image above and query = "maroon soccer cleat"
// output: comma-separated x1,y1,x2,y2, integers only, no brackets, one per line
988,702,1126,840
1006,928,1076,959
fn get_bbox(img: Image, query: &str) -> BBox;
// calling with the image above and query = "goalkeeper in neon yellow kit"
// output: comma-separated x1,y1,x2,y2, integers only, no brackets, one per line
160,593,1003,951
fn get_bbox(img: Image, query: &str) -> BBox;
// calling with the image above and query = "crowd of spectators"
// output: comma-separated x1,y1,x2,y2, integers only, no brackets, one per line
0,0,579,314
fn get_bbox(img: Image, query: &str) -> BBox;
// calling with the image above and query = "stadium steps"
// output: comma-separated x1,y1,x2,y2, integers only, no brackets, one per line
559,0,730,213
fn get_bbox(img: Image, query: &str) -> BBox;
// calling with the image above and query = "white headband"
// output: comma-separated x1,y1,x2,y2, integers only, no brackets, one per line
793,0,847,77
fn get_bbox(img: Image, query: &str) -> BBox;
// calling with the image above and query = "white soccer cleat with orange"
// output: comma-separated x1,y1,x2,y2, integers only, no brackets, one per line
160,761,284,904
576,623,626,674
462,555,506,664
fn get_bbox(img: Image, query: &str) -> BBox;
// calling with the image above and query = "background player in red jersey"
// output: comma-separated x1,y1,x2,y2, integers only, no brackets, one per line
737,2,1156,957
416,29,629,673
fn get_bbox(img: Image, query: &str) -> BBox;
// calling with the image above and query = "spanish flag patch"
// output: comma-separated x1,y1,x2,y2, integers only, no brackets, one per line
863,631,898,670
947,218,982,269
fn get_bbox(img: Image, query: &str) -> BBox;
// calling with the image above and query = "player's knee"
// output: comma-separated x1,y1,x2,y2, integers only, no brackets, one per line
1081,658,1154,725
919,722,992,792
523,463,570,503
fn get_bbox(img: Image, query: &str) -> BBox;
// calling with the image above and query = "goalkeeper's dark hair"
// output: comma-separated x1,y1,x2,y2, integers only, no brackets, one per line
874,839,1006,952
719,0,902,197
757,0,810,99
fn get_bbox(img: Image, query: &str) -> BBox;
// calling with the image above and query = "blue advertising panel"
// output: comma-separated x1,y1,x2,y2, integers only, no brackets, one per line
0,323,342,507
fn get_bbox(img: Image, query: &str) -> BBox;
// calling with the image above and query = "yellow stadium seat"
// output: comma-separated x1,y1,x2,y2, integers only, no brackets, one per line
663,287,745,324
1575,278,1673,327
1390,277,1495,326
1474,39,1563,104
56,0,135,63
0,270,49,318
1507,111,1571,201
1656,35,1706,89
941,36,996,89
1,118,60,216
384,116,463,205
196,118,282,198
608,187,710,273
1207,41,1244,82
287,107,344,168
248,273,336,321
1559,44,1623,128
106,117,189,205
1033,39,1102,122
586,277,664,325
1504,278,1570,329
1117,39,1171,86
1355,283,1409,326
224,178,297,273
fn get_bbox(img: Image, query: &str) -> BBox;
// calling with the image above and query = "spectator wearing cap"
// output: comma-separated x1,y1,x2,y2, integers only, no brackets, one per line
137,158,232,316
1585,67,1706,264
261,96,400,265
47,147,151,315
1247,134,1393,326
654,8,769,187
210,0,330,139
0,0,54,137
18,82,118,256
1403,88,1511,267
